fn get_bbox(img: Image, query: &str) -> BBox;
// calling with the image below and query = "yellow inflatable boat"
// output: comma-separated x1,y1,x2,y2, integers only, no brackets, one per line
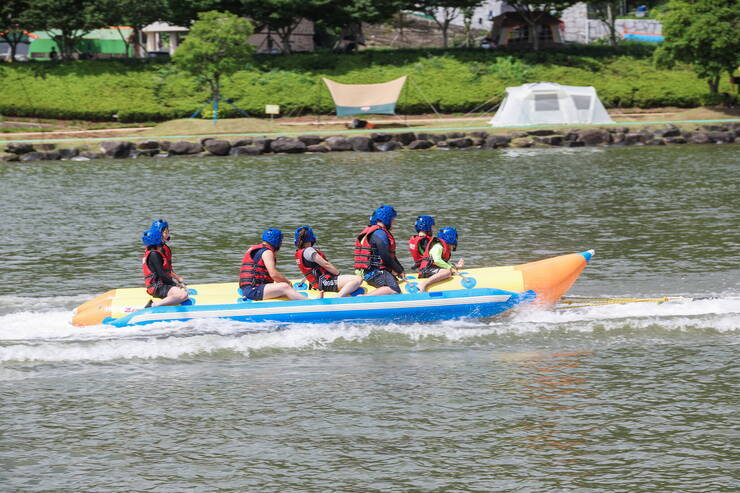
72,250,594,327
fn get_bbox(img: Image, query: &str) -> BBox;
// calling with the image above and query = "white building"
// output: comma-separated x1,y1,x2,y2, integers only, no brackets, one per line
140,19,315,57
438,1,661,44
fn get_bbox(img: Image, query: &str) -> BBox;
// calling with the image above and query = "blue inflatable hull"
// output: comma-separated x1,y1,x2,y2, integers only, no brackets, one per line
105,288,536,327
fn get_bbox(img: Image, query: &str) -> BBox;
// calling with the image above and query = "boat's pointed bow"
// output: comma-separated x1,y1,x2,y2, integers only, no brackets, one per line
580,249,596,263
71,290,116,326
515,250,594,305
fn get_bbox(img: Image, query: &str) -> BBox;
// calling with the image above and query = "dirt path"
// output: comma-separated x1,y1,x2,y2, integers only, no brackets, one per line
3,127,151,139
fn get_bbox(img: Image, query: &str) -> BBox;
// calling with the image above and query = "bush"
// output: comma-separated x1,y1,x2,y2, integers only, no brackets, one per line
0,46,727,122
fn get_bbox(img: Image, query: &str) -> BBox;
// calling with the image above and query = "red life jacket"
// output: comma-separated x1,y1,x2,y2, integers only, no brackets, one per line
418,238,452,271
295,247,330,290
353,224,397,271
408,234,430,270
142,246,172,295
161,243,172,264
239,244,275,287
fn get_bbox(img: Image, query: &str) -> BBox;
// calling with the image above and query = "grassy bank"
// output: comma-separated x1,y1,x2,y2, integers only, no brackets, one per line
3,106,738,147
0,44,729,123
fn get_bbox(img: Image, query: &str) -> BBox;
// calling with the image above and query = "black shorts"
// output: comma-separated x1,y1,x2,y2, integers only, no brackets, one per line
150,281,177,299
316,274,339,292
418,267,441,279
365,270,401,293
240,284,266,301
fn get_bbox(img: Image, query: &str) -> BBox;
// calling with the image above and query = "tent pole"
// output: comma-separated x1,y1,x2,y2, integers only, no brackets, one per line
479,102,501,117
409,77,442,119
463,95,499,118
223,98,249,117
316,79,319,124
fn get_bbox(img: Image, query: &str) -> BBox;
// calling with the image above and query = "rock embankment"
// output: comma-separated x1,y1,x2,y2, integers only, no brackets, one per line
2,124,739,162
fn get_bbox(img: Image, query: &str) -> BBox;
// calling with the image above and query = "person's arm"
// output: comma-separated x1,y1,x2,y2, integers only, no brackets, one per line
430,243,454,270
312,253,340,276
371,231,405,276
262,249,290,284
147,251,175,284
164,245,185,284
169,268,184,285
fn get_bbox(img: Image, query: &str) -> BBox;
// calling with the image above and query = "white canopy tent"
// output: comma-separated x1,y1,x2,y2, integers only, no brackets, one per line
489,82,614,127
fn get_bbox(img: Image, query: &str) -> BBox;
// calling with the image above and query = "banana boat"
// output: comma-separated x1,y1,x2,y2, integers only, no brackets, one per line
72,250,594,327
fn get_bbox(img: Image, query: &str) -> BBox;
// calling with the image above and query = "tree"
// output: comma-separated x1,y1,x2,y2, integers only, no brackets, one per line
507,0,577,51
24,0,106,60
461,6,475,47
414,0,484,48
101,0,169,57
166,0,243,27
312,0,411,51
0,0,37,62
654,0,740,94
588,0,621,48
238,0,322,54
172,11,254,105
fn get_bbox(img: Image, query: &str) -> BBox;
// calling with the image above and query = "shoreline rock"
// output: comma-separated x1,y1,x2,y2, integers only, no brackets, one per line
3,122,738,164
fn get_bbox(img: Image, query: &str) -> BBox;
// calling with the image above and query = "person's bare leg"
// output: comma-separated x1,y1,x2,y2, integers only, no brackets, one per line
419,269,452,292
263,282,306,300
365,286,397,296
152,286,189,307
336,275,362,297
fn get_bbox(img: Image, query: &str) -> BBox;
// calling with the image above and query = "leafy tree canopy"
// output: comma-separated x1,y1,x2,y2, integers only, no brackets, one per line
24,0,107,60
654,0,740,93
172,10,254,99
1,0,38,61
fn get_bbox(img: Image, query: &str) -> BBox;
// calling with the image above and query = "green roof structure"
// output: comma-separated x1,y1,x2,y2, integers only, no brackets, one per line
29,28,133,59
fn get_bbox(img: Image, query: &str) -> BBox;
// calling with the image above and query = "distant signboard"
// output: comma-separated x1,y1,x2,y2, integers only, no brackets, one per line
265,105,280,115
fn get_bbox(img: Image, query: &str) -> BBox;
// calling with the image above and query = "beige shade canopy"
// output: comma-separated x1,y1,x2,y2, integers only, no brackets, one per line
322,76,407,116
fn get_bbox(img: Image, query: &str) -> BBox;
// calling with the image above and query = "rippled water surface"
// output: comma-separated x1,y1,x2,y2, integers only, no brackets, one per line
1,145,738,491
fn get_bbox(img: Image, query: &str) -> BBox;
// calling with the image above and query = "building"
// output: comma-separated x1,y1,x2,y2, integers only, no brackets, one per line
20,17,314,61
438,1,662,46
142,19,315,56
489,11,564,47
28,28,132,59
560,3,662,44
142,22,189,56
0,32,32,61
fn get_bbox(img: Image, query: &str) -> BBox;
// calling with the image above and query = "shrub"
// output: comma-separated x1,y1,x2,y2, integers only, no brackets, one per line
0,47,727,122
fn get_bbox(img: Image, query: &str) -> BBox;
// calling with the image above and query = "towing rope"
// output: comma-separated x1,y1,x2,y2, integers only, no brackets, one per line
557,295,740,310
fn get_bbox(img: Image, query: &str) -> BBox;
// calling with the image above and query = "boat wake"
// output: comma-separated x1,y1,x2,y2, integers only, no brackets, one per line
0,294,737,365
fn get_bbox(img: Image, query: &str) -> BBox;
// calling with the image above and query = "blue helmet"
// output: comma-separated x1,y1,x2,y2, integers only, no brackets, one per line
141,228,163,247
414,215,435,233
151,219,169,232
294,226,317,248
371,205,397,228
438,227,458,246
262,228,283,250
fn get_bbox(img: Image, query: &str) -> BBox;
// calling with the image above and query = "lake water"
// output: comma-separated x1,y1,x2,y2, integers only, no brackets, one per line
1,145,738,491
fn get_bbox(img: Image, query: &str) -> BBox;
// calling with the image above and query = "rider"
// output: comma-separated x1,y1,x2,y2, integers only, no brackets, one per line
417,226,465,292
294,226,362,297
149,218,186,288
141,227,189,307
354,205,406,295
408,215,435,272
239,228,305,301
